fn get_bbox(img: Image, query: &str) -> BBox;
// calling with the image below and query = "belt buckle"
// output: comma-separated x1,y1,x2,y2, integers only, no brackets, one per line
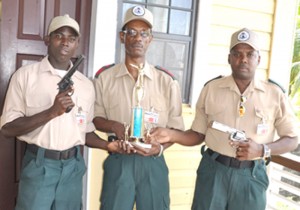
60,151,69,160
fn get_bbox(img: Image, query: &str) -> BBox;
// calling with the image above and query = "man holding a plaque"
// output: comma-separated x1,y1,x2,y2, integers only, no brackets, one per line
89,5,184,210
150,28,299,210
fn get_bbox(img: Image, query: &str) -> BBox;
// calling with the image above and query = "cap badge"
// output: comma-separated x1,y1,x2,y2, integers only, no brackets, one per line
237,31,250,41
132,5,145,16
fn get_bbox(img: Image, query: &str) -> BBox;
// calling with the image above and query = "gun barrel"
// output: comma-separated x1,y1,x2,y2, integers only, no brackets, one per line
210,121,247,141
57,55,85,91
70,54,85,72
210,121,237,134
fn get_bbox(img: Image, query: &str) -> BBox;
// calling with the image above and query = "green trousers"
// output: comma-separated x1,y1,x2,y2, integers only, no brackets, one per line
191,148,269,210
100,154,170,210
15,146,86,210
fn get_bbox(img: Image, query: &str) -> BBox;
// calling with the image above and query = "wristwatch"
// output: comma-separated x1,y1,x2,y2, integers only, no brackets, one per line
263,144,271,164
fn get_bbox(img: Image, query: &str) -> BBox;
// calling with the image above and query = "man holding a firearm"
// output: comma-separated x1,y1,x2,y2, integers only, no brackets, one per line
0,15,104,210
151,28,299,210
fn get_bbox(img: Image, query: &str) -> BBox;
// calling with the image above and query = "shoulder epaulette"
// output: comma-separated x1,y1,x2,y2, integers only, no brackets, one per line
94,63,115,78
155,65,176,80
268,78,286,93
204,75,224,86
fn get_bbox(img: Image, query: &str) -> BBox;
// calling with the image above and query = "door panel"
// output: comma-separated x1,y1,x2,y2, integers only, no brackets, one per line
0,0,91,209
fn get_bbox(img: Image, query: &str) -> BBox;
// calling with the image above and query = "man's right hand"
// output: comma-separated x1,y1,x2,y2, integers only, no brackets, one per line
51,86,75,116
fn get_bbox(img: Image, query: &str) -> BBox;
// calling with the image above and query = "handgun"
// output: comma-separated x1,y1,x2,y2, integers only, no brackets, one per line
57,54,85,113
210,121,248,141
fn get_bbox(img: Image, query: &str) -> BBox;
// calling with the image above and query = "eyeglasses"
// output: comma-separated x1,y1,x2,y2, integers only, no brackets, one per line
123,29,152,38
239,95,247,117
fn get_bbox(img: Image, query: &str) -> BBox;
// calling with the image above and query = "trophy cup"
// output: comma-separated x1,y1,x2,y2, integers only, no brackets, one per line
129,63,152,149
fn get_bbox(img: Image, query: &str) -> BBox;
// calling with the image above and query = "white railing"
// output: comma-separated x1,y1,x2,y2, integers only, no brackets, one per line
267,153,300,210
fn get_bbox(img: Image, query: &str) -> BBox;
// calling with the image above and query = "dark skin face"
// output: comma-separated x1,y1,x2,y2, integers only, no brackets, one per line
228,43,261,93
120,20,153,79
44,26,79,70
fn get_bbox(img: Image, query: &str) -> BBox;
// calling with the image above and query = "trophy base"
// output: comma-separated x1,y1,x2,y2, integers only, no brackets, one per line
130,141,152,153
130,141,152,149
129,137,152,152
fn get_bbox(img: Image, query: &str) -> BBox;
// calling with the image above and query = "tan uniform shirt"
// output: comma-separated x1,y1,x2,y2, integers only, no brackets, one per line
192,75,298,157
94,62,184,132
0,56,95,150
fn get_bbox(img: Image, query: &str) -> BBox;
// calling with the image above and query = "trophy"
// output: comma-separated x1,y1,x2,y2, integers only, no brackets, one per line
130,63,145,139
129,63,152,149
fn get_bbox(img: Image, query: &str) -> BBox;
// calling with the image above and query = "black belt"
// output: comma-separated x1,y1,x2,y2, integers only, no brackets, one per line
207,148,254,169
26,144,77,160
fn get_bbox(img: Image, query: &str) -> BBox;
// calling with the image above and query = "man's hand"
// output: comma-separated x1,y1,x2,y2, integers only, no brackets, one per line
50,86,75,116
230,138,263,160
133,140,161,157
149,127,173,144
111,122,126,140
107,140,137,154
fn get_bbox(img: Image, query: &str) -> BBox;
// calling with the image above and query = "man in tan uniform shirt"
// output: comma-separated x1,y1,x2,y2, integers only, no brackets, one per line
0,14,104,210
86,5,184,210
151,28,299,210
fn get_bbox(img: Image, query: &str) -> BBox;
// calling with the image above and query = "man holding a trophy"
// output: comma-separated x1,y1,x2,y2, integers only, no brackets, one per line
88,5,184,210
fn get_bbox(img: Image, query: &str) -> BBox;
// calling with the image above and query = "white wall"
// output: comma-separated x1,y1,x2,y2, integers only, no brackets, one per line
88,0,118,78
269,0,299,91
190,0,213,106
85,1,118,209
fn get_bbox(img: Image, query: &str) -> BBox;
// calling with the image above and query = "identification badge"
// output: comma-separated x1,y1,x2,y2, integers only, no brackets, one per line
256,123,269,135
76,107,86,124
144,110,159,124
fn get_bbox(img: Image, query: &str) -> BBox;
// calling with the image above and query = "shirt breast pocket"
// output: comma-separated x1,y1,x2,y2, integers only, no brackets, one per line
25,94,52,116
254,107,275,125
205,102,227,120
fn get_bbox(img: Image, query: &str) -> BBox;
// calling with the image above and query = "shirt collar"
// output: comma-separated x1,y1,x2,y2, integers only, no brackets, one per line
40,56,82,80
219,75,265,94
117,62,153,80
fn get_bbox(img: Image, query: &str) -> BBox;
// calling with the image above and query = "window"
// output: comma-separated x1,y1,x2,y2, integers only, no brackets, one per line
119,0,197,103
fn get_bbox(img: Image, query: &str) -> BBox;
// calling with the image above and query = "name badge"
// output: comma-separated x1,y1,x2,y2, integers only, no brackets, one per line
256,123,269,135
76,107,86,124
144,111,159,124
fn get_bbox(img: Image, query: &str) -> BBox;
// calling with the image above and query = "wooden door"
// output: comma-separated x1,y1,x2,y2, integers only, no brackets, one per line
0,0,92,209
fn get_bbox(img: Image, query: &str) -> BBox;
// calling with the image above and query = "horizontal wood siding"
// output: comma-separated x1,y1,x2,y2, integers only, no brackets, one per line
165,105,201,208
207,0,275,82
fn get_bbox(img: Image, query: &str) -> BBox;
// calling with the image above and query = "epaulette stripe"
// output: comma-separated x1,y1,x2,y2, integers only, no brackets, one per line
204,75,224,86
268,78,286,93
94,63,115,78
155,65,176,80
